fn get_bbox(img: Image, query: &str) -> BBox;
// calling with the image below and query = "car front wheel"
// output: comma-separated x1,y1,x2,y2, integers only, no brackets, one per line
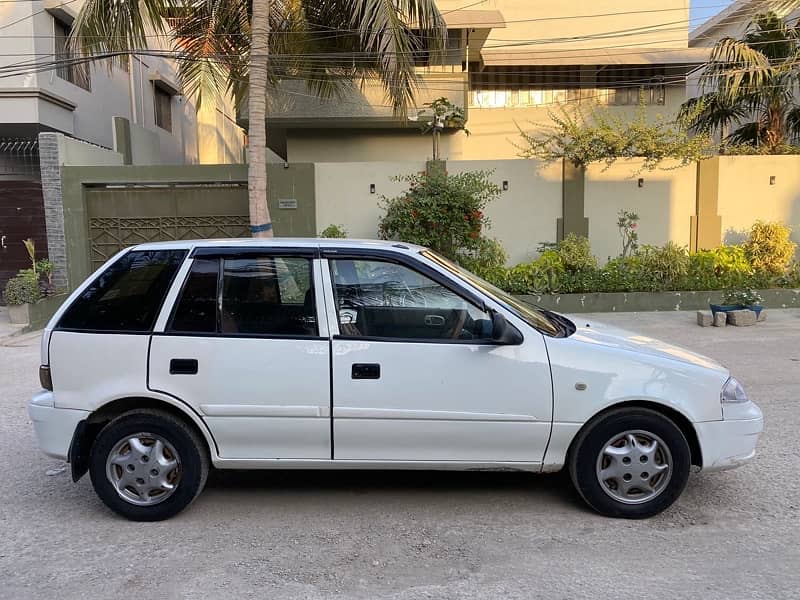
568,407,691,519
89,409,209,521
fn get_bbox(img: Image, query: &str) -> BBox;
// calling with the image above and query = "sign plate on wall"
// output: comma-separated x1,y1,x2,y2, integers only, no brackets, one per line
278,198,298,210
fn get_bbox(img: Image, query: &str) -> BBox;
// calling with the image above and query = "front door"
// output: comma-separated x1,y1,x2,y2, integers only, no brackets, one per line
149,250,330,459
327,256,553,464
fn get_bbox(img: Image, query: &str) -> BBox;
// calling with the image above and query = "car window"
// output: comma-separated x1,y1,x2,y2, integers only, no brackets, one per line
58,249,186,332
330,258,492,341
169,258,218,333
168,256,317,336
221,256,317,336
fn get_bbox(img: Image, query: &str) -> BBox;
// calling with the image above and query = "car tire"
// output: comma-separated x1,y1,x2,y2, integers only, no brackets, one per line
568,407,691,519
89,409,209,521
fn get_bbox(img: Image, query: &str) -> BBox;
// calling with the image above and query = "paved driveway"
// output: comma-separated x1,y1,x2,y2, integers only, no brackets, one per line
1,310,799,599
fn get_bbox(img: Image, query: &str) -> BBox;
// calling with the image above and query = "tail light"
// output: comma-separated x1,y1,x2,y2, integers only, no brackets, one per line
39,365,53,391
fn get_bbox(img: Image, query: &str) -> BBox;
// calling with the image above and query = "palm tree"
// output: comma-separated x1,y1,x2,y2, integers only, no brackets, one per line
679,12,800,152
70,0,445,238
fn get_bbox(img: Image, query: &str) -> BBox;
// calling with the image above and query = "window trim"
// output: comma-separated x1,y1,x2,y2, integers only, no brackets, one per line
153,83,173,132
165,253,321,339
326,254,506,345
54,249,188,334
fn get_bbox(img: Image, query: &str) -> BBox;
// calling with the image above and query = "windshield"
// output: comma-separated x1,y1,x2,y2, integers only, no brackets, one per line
421,250,562,337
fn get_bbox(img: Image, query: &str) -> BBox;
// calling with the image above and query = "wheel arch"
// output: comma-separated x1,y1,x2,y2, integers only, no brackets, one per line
566,400,703,468
69,395,218,482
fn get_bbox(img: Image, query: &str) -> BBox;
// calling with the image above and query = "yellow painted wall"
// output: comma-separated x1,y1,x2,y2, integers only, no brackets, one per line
715,156,800,247
197,99,245,164
584,159,697,262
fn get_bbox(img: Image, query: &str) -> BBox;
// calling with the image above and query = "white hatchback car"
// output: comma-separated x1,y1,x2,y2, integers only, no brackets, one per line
30,239,763,521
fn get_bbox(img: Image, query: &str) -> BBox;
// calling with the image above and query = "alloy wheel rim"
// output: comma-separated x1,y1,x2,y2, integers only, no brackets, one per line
105,432,182,506
595,429,673,505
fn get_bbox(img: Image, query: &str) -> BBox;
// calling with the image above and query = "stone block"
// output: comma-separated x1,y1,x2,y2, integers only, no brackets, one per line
757,310,767,322
728,309,757,326
713,311,728,327
697,310,713,327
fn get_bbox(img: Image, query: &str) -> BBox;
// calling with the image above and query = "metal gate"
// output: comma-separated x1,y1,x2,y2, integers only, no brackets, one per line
86,183,250,269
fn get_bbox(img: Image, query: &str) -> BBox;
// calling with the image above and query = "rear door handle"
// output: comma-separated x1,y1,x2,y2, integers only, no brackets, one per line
352,363,380,379
170,358,198,375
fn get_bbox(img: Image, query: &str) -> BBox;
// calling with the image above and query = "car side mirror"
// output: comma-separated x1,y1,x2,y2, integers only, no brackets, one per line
491,311,523,345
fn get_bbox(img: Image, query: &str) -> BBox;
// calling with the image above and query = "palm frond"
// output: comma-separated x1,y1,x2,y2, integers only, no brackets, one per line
786,105,800,143
170,0,250,109
69,0,180,55
346,0,445,116
727,121,765,145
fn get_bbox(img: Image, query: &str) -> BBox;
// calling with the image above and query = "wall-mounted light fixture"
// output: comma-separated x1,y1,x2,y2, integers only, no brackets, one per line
770,175,776,185
283,161,289,169
369,184,376,194
637,178,645,188
502,180,509,191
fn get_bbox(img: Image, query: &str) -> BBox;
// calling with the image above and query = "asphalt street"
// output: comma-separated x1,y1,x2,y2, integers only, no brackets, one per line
1,310,798,599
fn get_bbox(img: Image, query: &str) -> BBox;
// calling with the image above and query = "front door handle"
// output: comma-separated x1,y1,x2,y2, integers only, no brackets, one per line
352,363,380,380
170,358,198,375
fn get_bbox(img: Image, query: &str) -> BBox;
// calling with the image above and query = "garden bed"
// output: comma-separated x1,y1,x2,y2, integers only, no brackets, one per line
517,288,800,314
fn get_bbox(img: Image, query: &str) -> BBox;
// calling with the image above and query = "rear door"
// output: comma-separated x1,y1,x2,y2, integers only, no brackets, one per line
326,253,553,464
149,248,331,459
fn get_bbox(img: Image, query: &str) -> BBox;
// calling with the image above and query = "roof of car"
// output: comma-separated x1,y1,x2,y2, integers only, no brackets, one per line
130,238,427,255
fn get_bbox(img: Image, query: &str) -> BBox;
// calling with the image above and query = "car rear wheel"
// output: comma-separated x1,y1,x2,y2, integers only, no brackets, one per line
89,409,209,521
568,407,691,519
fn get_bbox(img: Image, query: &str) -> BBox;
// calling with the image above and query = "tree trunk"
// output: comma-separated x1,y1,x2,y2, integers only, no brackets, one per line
247,0,273,238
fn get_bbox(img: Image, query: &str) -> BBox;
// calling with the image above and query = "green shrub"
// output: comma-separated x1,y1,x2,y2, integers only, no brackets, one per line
636,242,690,290
378,169,501,263
319,224,348,238
686,246,753,289
3,271,41,306
459,238,508,285
556,234,597,272
744,221,796,276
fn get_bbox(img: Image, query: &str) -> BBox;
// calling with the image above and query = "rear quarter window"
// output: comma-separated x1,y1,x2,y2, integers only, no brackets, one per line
58,249,187,332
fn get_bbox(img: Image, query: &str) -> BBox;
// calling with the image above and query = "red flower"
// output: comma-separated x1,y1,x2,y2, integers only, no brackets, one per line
469,231,478,239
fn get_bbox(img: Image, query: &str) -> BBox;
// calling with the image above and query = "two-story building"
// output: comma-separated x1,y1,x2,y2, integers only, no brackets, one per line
0,0,246,288
254,0,709,163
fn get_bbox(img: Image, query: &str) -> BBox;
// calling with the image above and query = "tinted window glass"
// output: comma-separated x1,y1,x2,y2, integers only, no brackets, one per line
169,258,219,333
330,259,491,341
220,257,316,336
59,250,186,332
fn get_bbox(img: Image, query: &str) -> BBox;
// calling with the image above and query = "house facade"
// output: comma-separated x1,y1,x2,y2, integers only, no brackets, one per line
0,0,245,165
256,0,708,163
0,0,246,289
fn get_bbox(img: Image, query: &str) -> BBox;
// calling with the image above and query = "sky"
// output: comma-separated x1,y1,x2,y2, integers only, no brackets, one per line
690,0,735,30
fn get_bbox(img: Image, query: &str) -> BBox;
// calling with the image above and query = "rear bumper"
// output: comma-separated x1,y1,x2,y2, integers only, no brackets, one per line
695,403,764,472
28,391,89,461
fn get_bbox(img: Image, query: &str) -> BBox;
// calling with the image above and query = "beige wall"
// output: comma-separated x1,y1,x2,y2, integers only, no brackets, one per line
584,159,697,261
437,0,689,51
315,159,561,265
447,160,562,263
315,161,428,239
715,156,800,246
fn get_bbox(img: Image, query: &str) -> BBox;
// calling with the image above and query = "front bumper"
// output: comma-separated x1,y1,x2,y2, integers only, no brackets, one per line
28,391,89,461
695,401,764,472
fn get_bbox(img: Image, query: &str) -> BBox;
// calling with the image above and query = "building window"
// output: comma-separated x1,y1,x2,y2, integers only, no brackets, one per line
468,66,666,109
54,19,91,91
153,86,173,132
